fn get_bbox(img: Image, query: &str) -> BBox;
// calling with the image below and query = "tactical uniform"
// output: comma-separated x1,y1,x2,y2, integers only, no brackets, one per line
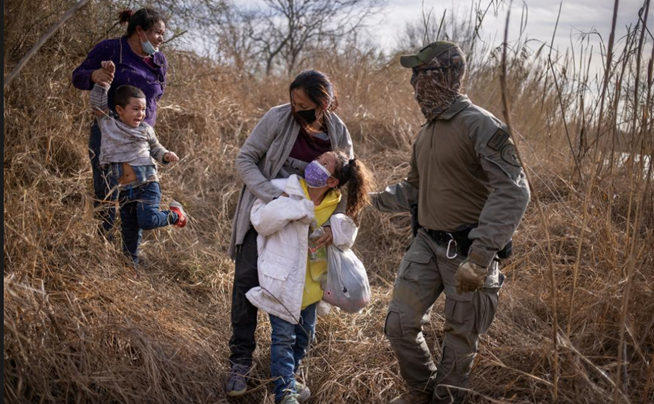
371,42,530,404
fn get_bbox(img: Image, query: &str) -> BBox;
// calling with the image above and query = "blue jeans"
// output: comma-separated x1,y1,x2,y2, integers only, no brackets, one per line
118,181,178,263
269,303,317,403
89,121,117,234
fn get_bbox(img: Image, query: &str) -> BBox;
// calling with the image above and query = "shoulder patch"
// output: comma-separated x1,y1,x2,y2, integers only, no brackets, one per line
501,144,521,167
487,129,510,151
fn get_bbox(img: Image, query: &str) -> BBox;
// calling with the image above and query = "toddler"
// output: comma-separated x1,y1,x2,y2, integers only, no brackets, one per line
91,61,187,266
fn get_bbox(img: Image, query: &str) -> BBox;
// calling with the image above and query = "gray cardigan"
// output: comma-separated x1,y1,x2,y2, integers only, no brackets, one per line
228,103,354,259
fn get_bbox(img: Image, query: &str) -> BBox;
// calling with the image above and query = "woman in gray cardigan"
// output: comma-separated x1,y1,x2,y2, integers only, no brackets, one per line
226,70,354,398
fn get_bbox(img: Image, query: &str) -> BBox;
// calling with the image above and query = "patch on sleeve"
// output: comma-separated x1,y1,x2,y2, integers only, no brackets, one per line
501,144,521,167
487,129,510,151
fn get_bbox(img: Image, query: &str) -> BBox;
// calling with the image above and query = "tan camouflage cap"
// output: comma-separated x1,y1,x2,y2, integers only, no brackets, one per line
402,41,466,121
400,41,463,68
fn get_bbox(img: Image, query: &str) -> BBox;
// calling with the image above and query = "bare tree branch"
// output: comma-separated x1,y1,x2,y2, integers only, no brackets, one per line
4,0,91,90
243,0,385,75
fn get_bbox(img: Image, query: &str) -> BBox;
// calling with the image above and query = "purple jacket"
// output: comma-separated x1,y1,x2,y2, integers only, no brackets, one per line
72,36,168,126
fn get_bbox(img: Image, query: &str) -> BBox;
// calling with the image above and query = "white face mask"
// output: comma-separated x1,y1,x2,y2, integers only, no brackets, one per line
139,32,157,56
141,39,157,56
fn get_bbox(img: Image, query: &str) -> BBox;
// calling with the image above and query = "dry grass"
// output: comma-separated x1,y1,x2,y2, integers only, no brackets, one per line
4,1,654,403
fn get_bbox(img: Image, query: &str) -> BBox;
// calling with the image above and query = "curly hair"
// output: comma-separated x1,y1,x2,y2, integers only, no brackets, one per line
331,150,373,223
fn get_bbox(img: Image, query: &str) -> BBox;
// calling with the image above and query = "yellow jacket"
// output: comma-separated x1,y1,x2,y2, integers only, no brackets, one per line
300,178,341,308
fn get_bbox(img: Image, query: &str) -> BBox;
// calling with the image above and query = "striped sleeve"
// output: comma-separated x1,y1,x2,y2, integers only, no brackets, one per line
90,84,109,113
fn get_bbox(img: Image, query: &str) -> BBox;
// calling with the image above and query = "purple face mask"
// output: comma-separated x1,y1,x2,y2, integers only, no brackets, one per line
304,160,332,188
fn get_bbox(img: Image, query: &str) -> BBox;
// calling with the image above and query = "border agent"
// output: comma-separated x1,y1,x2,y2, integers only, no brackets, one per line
371,41,530,404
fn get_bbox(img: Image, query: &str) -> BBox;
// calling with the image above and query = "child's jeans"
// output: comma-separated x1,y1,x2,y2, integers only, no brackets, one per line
118,181,178,263
269,303,317,403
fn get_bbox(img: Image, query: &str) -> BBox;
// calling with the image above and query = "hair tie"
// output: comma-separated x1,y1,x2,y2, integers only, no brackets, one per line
342,162,353,182
118,9,134,24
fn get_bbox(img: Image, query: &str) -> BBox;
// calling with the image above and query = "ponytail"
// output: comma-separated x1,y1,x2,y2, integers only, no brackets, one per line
332,151,373,224
118,9,134,25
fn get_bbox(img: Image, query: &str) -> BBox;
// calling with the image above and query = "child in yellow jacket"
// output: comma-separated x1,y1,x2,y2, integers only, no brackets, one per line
248,150,372,404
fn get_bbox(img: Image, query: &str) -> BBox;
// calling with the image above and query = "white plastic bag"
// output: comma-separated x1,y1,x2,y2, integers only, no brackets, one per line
323,245,370,313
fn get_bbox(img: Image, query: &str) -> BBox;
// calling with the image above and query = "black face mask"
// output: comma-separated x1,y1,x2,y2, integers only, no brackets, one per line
296,108,318,124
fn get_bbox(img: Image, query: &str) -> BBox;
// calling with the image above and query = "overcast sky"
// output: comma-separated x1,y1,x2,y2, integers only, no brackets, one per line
373,0,651,70
231,0,652,75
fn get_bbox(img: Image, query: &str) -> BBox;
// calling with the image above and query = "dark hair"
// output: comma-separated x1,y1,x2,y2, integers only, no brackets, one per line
114,85,146,108
289,70,339,133
119,8,166,37
331,150,373,223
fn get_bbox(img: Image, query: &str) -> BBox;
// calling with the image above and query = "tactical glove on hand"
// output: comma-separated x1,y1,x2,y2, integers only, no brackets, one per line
455,258,488,294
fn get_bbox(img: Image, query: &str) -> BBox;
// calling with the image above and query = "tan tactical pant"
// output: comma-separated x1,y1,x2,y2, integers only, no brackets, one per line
384,229,504,404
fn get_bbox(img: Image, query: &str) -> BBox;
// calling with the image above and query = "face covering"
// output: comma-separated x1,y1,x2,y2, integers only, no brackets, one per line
296,108,318,124
410,49,466,122
139,32,157,56
142,39,157,56
304,160,332,188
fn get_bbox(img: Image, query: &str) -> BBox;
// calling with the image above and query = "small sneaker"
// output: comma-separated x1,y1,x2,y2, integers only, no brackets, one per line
125,261,139,279
295,381,311,402
278,394,300,404
169,201,187,228
316,300,331,316
225,364,249,397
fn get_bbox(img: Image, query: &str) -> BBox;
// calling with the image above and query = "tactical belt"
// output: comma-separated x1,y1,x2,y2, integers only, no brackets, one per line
424,225,512,260
424,228,474,259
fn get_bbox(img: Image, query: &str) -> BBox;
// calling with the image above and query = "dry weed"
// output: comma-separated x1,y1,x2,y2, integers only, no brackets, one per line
3,1,653,403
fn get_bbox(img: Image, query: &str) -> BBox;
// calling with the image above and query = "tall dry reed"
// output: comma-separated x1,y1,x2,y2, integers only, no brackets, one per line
4,1,653,403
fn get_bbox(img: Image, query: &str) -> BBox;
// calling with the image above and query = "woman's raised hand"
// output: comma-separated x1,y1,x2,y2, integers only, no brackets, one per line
101,60,116,74
91,61,115,88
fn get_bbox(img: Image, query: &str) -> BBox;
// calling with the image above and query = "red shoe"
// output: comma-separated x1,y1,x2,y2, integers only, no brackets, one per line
169,201,187,228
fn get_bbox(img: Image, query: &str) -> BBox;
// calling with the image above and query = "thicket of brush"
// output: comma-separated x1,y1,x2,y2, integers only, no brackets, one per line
4,1,653,403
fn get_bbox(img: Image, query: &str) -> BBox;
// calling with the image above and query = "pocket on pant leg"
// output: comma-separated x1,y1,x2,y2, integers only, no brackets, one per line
397,249,433,282
445,288,499,335
444,293,474,333
473,288,499,335
392,248,439,316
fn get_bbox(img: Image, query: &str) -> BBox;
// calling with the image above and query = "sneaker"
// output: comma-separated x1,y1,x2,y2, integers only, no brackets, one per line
124,261,139,279
278,394,300,404
169,201,187,228
225,364,249,397
316,300,331,316
296,381,311,402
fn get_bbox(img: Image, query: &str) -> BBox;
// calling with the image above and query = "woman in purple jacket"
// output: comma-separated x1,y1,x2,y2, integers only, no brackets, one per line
73,8,168,234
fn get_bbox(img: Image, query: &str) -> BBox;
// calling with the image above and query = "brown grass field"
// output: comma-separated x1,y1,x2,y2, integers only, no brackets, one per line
3,1,653,403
